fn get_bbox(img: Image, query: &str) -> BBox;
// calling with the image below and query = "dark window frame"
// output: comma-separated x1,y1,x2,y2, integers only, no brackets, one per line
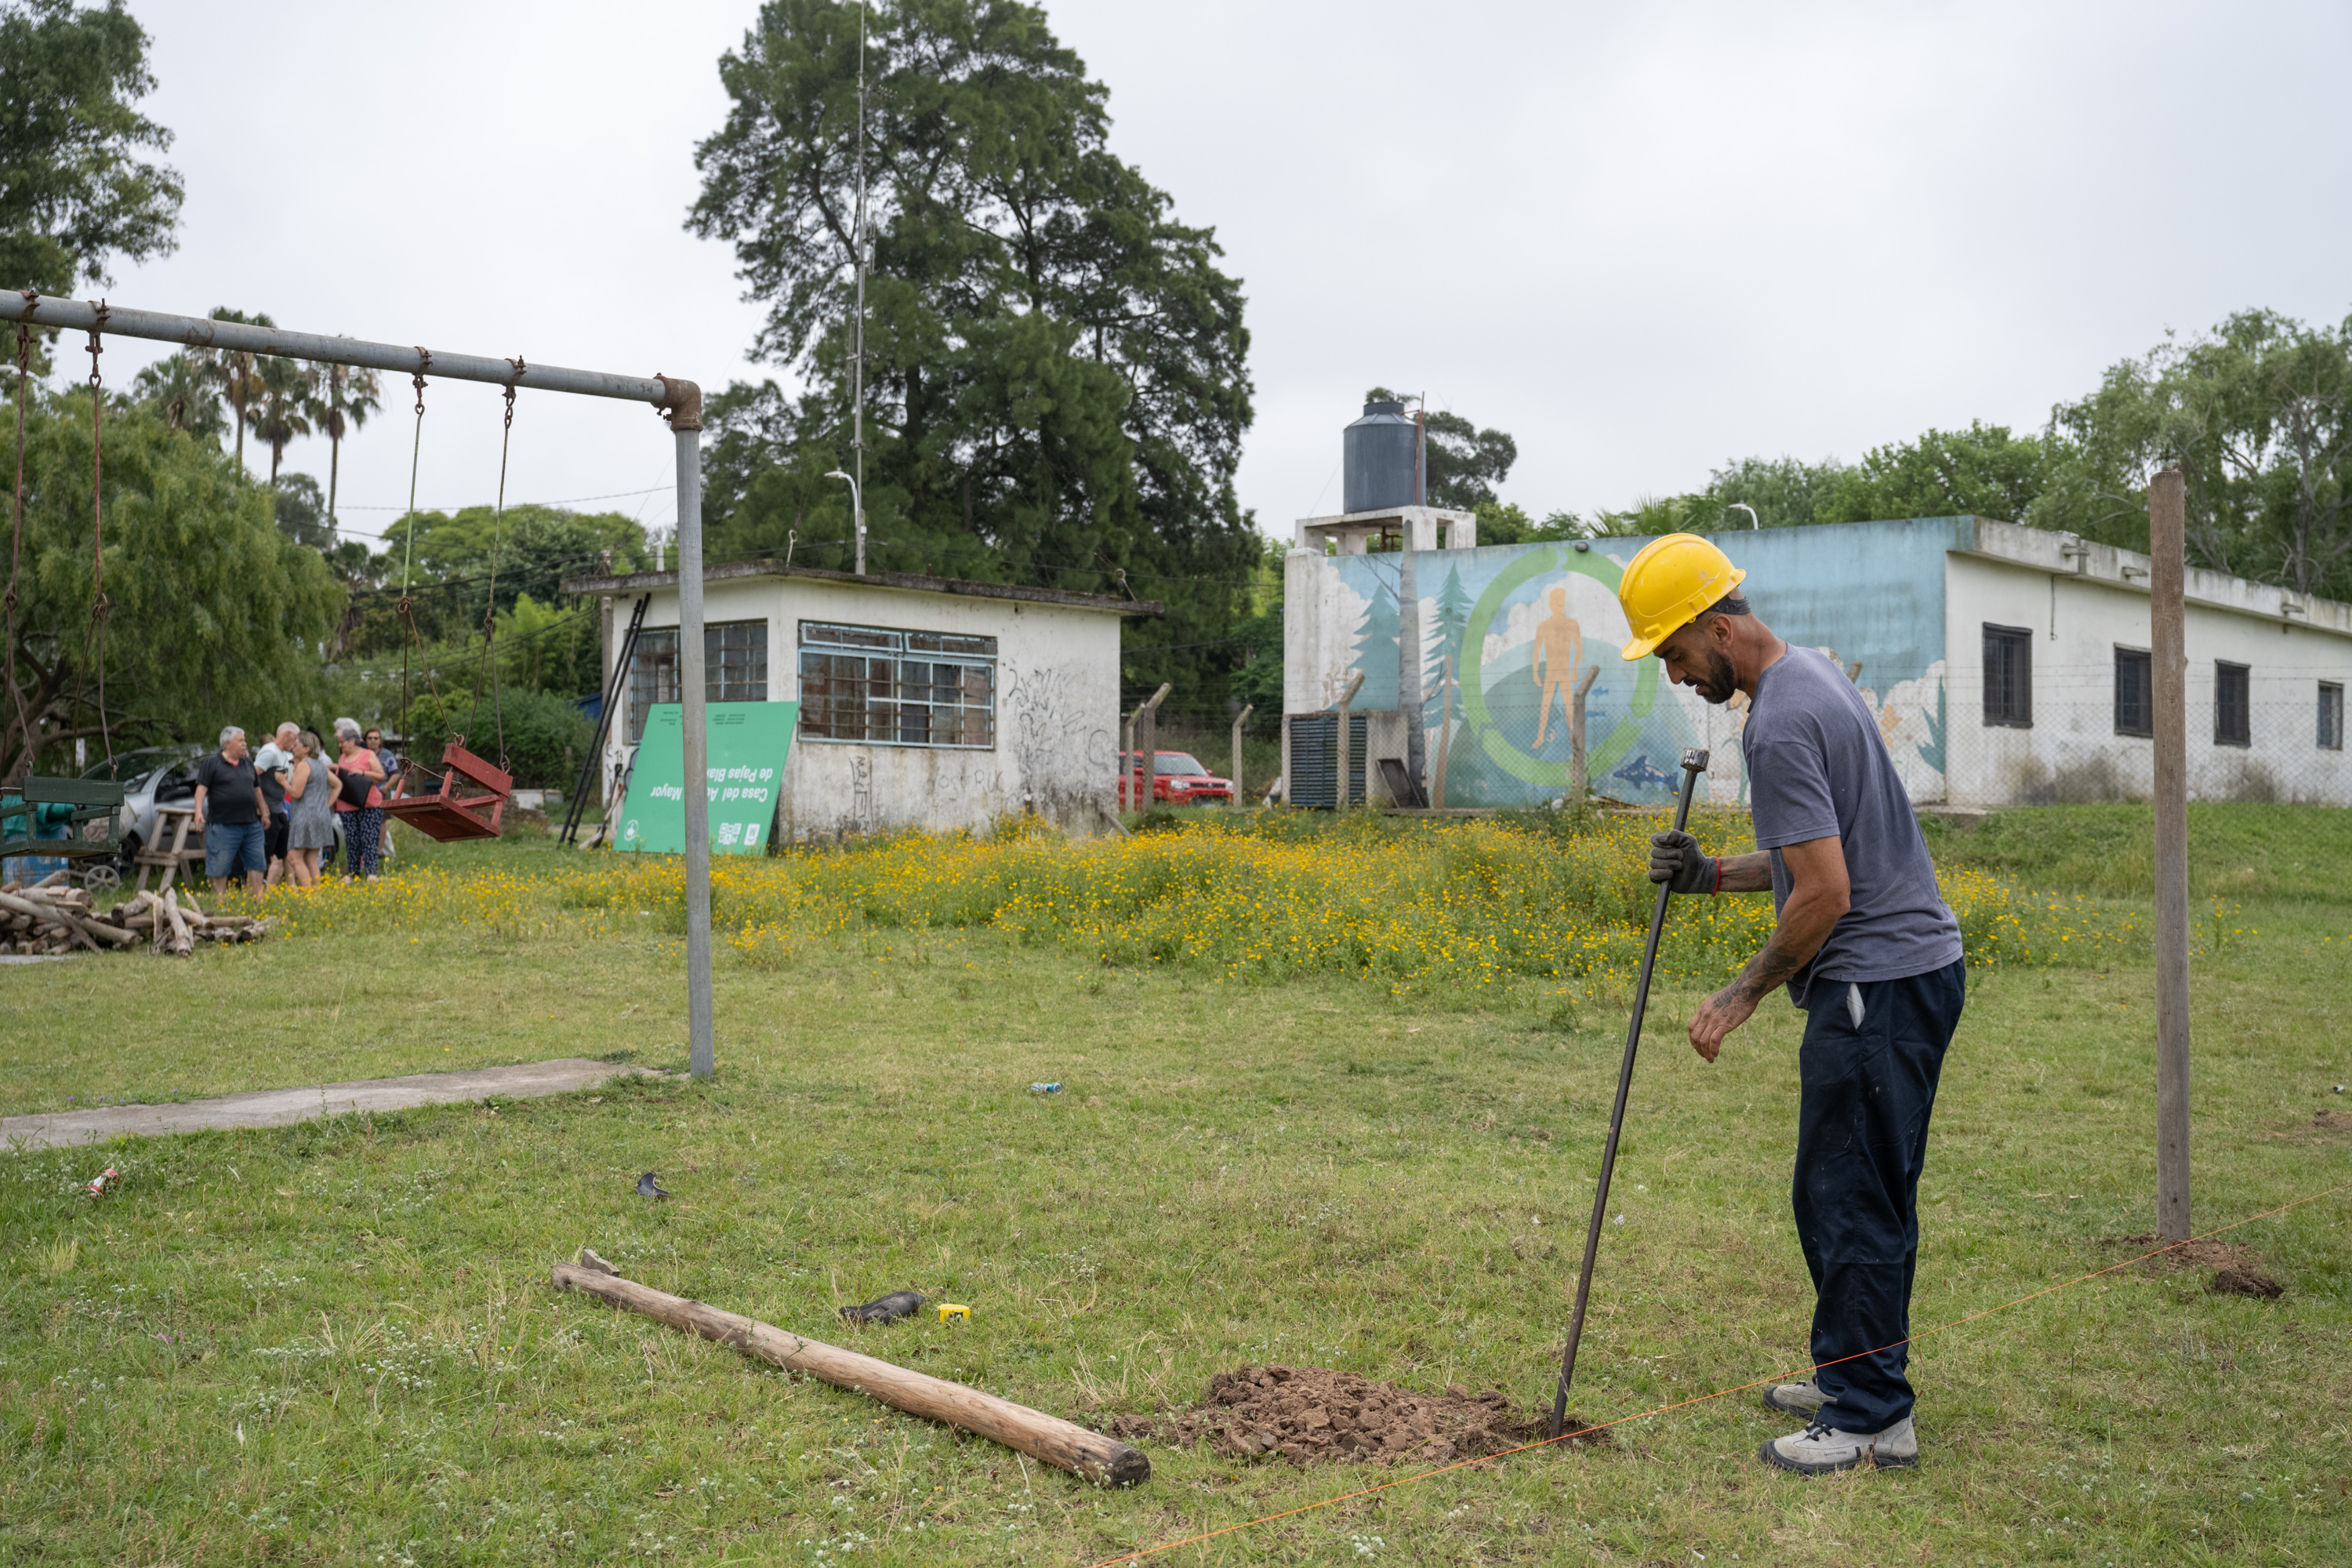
2113,645,2153,737
1981,623,2034,728
2320,681,2344,752
796,621,997,750
625,620,771,745
2214,660,2251,748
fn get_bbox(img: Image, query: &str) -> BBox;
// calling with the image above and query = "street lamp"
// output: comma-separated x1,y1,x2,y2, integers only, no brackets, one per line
824,469,866,575
1727,503,1759,530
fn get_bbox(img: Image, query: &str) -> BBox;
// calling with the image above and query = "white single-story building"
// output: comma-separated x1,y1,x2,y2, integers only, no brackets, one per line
559,561,1156,839
1283,514,2352,810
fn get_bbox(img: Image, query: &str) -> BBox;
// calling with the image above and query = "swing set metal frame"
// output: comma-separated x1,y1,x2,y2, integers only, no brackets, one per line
0,291,720,1080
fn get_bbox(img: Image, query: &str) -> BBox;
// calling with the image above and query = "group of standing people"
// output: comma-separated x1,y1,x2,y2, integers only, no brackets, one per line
191,719,401,897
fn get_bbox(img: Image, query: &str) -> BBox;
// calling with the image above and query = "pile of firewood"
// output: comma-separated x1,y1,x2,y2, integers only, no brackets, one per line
0,873,274,956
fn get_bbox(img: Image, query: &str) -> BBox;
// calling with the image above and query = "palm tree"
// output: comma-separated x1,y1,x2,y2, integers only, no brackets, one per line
132,353,226,438
321,358,382,539
196,307,276,475
249,354,319,484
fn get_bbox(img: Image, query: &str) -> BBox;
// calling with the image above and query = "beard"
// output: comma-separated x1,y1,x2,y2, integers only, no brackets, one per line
1692,645,1739,705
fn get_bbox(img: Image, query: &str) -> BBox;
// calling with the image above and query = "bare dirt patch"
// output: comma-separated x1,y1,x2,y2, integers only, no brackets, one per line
2113,1233,2263,1272
2209,1268,2285,1299
2111,1234,2286,1296
1108,1364,1607,1468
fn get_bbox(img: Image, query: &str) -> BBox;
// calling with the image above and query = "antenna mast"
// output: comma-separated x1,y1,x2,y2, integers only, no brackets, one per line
851,1,869,575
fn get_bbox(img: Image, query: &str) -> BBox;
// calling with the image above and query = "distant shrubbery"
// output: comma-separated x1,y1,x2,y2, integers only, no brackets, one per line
401,688,590,789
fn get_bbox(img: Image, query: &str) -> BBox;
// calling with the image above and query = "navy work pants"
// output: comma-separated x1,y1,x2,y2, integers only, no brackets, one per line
1795,958,1965,1433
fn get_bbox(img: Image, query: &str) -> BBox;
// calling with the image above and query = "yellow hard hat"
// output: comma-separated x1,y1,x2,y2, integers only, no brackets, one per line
1617,533,1746,659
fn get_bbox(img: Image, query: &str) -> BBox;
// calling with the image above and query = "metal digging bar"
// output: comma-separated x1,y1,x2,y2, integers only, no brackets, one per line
561,591,651,846
0,292,717,1082
1549,746,1708,1439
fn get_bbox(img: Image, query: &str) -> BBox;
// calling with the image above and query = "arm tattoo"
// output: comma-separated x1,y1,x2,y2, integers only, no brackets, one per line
1730,929,1810,1004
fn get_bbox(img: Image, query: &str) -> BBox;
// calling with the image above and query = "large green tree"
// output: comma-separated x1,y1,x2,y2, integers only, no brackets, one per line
193,306,273,475
0,387,343,782
350,505,650,659
1820,420,2051,527
687,0,1257,706
319,361,380,538
2040,309,2352,599
131,350,222,437
248,352,318,485
0,0,181,299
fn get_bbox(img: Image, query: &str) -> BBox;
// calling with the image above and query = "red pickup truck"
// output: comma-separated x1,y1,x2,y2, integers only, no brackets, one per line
1120,750,1234,807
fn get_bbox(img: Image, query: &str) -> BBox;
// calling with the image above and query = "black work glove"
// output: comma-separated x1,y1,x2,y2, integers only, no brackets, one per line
1648,829,1718,895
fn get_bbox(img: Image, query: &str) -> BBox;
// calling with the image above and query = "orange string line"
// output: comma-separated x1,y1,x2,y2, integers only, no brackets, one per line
1083,1179,2352,1568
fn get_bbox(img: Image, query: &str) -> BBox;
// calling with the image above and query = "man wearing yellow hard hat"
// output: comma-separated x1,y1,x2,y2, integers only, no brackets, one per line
1617,532,1964,1476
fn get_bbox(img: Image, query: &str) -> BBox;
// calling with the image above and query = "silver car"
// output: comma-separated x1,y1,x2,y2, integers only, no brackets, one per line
93,745,344,872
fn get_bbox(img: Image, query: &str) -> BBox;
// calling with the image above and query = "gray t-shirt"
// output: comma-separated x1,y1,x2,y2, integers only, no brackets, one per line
1744,646,1962,1007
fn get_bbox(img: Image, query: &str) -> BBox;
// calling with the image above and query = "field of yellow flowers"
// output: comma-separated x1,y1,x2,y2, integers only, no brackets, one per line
267,811,2140,999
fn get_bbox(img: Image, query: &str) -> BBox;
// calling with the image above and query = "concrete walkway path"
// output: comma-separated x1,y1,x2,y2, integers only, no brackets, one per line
2,1058,660,1150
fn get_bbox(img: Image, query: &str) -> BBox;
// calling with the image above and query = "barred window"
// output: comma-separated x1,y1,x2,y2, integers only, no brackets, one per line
2318,681,2342,751
2113,647,2153,737
625,622,770,744
1981,624,2032,728
797,622,996,748
2214,661,2250,748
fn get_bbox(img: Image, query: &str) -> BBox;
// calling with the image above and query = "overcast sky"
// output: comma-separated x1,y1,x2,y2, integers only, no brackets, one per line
107,0,2352,547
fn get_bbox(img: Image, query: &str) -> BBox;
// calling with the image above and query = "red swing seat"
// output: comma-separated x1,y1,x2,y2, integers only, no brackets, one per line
382,742,513,842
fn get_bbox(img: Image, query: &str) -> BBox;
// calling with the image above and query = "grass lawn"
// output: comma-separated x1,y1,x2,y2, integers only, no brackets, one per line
2,809,2348,1566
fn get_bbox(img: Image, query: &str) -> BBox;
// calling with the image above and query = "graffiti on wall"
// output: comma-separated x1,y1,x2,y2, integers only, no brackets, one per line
1326,533,1954,806
1002,657,1114,821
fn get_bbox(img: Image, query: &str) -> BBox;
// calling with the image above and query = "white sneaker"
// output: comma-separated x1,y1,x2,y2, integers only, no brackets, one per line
1760,1381,1828,1417
1759,1416,1918,1474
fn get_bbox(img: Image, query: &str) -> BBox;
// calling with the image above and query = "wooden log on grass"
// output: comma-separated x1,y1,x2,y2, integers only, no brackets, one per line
160,889,194,956
0,891,101,953
551,1250,1149,1487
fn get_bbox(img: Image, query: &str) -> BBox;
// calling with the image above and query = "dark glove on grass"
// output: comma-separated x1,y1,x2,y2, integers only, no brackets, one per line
1648,829,1718,895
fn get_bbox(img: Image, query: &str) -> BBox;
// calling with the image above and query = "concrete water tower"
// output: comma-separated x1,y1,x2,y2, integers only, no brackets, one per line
1287,400,1477,810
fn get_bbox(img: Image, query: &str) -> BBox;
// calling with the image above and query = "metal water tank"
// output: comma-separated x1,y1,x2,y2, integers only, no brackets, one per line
1343,399,1422,513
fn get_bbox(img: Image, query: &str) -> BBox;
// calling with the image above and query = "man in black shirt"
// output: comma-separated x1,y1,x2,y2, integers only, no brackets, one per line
192,725,268,898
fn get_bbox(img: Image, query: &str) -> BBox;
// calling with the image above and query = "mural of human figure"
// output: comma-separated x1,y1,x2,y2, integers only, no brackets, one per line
1530,585,1584,747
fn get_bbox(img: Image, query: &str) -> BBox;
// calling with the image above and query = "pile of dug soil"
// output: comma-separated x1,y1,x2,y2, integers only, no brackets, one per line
2209,1267,2285,1299
2114,1234,2286,1298
1109,1364,1607,1467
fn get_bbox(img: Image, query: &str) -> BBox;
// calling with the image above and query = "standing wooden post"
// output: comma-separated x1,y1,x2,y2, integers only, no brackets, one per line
1229,704,1254,809
1568,663,1599,805
2150,467,2191,1243
1139,683,1171,811
1120,709,1138,812
1432,653,1456,808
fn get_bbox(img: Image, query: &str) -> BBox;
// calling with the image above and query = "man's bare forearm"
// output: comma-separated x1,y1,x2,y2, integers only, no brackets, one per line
1715,851,1773,892
1727,887,1842,1002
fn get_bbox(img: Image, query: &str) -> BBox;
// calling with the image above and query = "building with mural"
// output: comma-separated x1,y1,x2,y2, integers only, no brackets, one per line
1283,515,2352,810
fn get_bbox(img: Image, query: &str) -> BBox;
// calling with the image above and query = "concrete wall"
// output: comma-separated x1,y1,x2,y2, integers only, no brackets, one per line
605,575,1123,839
1944,527,2352,806
1283,515,2352,810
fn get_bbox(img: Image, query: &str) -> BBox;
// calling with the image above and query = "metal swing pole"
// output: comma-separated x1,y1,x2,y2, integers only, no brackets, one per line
673,400,713,1080
0,290,715,1079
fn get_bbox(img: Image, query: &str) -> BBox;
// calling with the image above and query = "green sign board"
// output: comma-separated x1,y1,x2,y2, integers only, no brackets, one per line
615,701,799,855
